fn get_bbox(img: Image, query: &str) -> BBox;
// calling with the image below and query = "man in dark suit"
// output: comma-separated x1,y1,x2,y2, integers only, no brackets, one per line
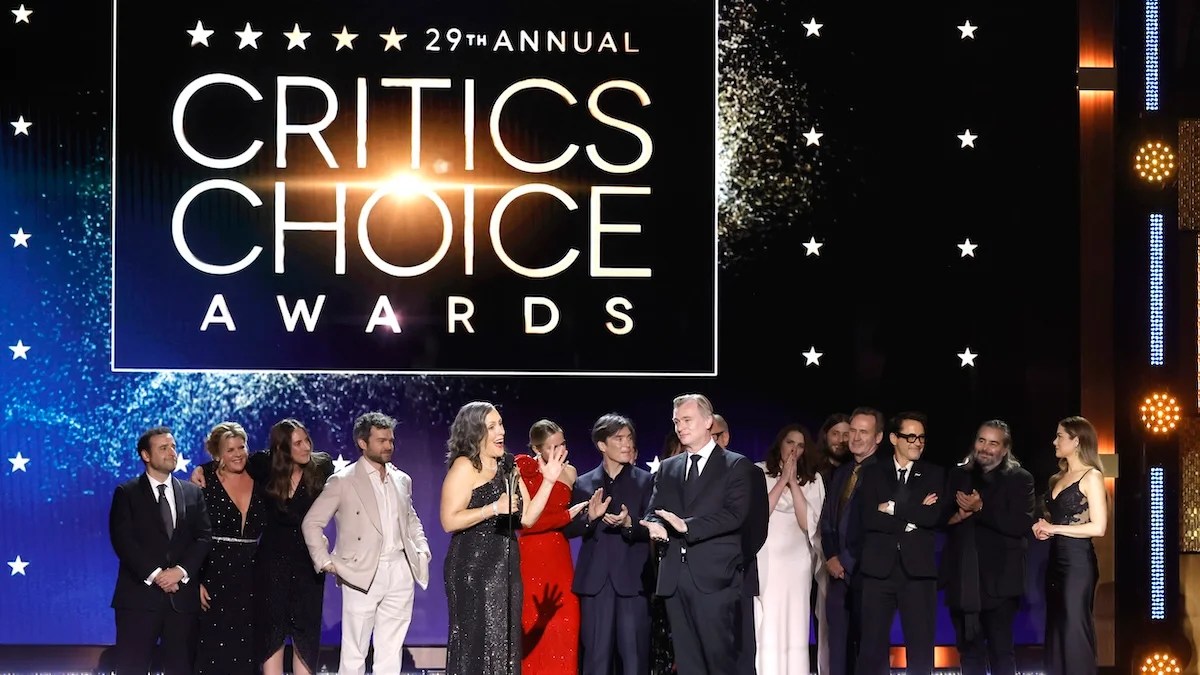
941,420,1035,675
565,413,655,675
819,406,884,675
854,411,944,675
640,394,758,674
109,426,212,675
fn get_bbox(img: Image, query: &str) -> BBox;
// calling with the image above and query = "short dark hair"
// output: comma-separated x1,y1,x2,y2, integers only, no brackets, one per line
137,426,173,456
354,412,396,445
592,413,635,444
889,411,928,435
849,407,885,434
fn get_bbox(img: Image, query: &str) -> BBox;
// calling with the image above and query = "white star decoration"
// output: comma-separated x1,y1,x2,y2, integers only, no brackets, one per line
958,20,978,39
11,4,31,24
802,237,823,256
333,26,358,51
332,454,351,472
8,452,30,472
8,556,29,576
958,348,978,367
380,28,408,51
9,340,30,360
174,454,191,474
10,228,31,248
802,18,823,37
803,127,823,146
285,23,312,50
11,116,31,136
802,346,823,366
958,238,978,257
187,20,214,47
234,22,263,50
957,129,978,148
646,456,661,474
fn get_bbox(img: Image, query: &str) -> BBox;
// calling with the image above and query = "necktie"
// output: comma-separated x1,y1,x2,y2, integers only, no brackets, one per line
686,454,701,482
157,484,174,539
898,467,907,484
838,462,862,516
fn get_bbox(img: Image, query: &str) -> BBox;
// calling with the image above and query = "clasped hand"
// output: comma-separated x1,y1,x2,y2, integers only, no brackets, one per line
639,509,686,541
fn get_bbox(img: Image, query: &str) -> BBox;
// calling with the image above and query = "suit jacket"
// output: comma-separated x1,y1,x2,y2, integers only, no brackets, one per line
646,446,755,595
109,474,213,612
301,458,431,593
940,462,1035,603
819,453,878,577
856,458,945,580
566,463,655,597
740,454,770,597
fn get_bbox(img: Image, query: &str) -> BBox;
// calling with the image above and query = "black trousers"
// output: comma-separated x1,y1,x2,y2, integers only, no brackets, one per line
856,566,936,675
579,579,651,675
663,565,742,675
825,574,862,675
114,607,198,675
951,597,1020,675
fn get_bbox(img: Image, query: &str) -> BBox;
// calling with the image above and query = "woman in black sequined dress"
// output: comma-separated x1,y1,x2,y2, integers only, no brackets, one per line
196,422,266,675
439,401,568,675
1032,416,1108,675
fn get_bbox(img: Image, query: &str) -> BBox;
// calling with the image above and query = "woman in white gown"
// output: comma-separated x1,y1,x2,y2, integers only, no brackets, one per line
755,424,826,675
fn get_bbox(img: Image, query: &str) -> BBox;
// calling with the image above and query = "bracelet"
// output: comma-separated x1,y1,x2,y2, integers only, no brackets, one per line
492,502,499,517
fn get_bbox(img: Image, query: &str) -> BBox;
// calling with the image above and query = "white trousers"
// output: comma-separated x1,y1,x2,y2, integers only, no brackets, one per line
339,556,415,675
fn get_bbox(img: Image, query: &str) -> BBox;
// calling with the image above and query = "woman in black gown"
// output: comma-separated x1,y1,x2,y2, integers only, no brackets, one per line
196,422,266,675
1032,416,1108,675
439,401,568,675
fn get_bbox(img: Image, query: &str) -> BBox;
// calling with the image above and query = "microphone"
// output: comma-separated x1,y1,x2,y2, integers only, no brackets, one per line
499,450,517,675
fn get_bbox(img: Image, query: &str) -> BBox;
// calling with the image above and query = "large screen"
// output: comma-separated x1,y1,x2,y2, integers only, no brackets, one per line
1,0,1079,648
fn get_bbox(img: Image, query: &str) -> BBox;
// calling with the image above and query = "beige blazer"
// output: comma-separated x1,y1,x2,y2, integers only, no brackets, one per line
301,458,431,593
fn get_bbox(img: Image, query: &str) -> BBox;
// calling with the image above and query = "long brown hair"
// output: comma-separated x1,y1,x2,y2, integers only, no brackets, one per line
1049,416,1104,493
765,424,819,485
265,418,324,505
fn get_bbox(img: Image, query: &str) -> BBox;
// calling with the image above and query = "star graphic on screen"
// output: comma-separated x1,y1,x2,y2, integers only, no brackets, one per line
10,228,31,248
802,126,823,146
333,26,358,51
174,454,191,474
9,340,30,360
958,20,978,39
802,237,823,256
332,454,351,472
802,18,822,37
957,129,978,148
646,456,661,474
8,452,30,472
11,3,31,23
802,346,823,366
187,20,214,47
957,348,978,367
11,116,31,136
8,556,28,576
958,238,978,257
380,28,408,52
284,23,311,50
234,22,263,50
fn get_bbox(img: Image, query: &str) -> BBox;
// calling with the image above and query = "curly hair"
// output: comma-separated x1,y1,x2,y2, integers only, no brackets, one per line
446,401,497,471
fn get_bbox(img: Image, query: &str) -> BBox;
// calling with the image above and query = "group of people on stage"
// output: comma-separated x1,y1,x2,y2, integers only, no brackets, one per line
106,394,1107,675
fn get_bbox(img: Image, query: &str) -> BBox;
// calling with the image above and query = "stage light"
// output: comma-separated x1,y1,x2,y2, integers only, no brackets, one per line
1140,392,1182,435
1150,213,1164,365
1135,141,1176,184
1141,652,1181,674
1150,466,1166,619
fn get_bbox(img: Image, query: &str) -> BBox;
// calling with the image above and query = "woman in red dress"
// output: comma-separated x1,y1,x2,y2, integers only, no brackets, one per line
517,419,586,674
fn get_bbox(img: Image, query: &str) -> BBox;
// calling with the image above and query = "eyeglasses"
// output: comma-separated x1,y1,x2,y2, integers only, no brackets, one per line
895,433,927,444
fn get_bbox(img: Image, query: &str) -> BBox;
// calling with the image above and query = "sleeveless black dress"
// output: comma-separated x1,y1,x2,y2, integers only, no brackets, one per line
1044,473,1099,675
444,473,523,675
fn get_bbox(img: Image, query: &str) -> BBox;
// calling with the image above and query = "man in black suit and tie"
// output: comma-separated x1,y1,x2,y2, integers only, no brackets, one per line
640,394,759,674
854,411,944,675
941,420,1035,675
108,426,212,675
565,413,655,675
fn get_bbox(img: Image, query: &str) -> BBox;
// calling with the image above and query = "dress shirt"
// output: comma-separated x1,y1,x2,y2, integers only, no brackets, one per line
684,439,718,478
144,473,190,585
884,459,918,532
367,463,404,556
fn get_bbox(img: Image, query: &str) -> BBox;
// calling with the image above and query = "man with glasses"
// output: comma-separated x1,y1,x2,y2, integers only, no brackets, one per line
853,412,944,675
711,414,730,449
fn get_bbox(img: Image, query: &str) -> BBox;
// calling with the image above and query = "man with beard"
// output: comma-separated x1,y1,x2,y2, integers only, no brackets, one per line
940,420,1035,675
817,413,852,482
818,407,883,675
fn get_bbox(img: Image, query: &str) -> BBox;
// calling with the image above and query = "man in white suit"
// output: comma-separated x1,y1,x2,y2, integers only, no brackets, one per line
302,412,431,675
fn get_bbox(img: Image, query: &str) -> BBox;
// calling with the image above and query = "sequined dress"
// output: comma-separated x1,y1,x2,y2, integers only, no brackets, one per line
196,464,267,675
1043,472,1098,675
445,473,522,675
515,455,579,675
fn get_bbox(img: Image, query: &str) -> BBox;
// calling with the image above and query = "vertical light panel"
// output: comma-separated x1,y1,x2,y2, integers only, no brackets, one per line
1150,213,1165,365
1146,0,1160,111
1150,465,1166,619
